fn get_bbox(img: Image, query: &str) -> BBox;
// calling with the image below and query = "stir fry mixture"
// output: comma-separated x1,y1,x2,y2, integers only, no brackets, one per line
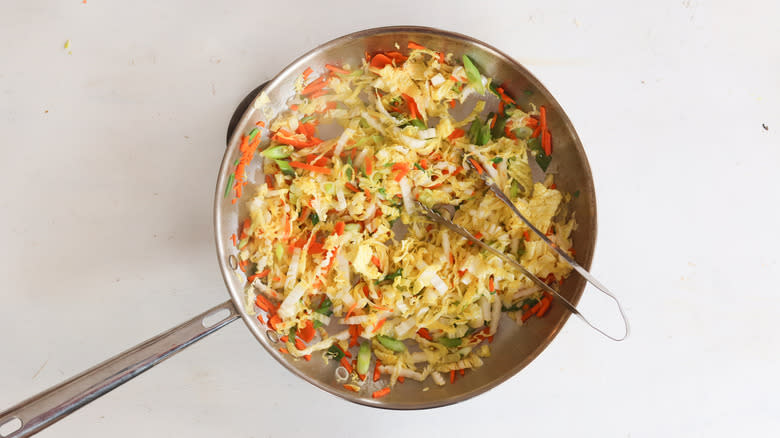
227,42,575,396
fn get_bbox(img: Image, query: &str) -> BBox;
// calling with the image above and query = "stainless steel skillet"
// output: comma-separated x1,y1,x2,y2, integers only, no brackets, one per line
0,26,598,437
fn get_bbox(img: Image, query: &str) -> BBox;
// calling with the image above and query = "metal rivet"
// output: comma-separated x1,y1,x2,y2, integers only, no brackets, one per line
228,254,238,270
266,329,279,343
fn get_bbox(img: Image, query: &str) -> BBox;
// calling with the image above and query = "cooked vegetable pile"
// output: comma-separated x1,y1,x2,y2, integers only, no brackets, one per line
226,42,575,397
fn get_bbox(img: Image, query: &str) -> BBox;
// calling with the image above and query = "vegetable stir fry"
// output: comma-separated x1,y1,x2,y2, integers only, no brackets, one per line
228,42,575,394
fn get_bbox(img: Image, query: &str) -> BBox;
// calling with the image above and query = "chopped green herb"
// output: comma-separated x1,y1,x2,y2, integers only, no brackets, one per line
274,242,285,261
491,157,504,164
275,159,295,175
437,337,462,348
524,89,534,97
573,190,580,199
309,212,320,225
300,115,316,124
527,138,552,171
357,342,371,375
510,180,520,198
326,345,345,360
359,118,369,129
261,145,293,160
409,118,427,130
377,335,406,352
224,173,234,198
491,113,508,139
414,163,424,171
247,128,259,143
462,55,485,95
315,297,332,315
378,188,387,196
512,126,533,139
345,167,353,180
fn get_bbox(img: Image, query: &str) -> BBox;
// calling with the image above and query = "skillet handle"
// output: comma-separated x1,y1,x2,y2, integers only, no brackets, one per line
0,300,240,438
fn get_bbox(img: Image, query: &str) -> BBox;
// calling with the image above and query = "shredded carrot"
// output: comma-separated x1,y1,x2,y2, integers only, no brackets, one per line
542,130,552,155
490,113,498,129
450,370,456,384
297,319,316,343
255,295,276,314
343,384,359,392
524,117,539,128
340,357,353,374
302,67,313,80
447,128,466,141
344,302,358,320
549,183,557,190
460,368,465,376
540,105,547,133
373,360,382,381
419,158,429,170
521,308,535,322
370,53,393,69
392,162,410,182
489,276,495,292
256,314,265,324
523,230,530,241
304,354,312,361
397,376,405,383
265,174,274,189
230,233,237,247
289,161,331,174
468,158,484,175
325,64,350,74
365,154,374,175
451,166,464,177
372,318,387,333
345,182,360,192
449,99,456,108
407,41,427,51
268,314,282,330
372,387,391,399
496,86,516,105
334,221,345,236
247,269,270,283
279,347,289,354
401,93,421,120
293,337,306,350
417,328,433,341
449,253,455,264
537,297,552,317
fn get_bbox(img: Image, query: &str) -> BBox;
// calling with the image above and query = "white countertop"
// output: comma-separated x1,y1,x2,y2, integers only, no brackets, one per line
1,1,778,437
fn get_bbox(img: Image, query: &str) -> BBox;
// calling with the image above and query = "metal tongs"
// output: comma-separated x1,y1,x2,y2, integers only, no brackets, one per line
415,163,630,341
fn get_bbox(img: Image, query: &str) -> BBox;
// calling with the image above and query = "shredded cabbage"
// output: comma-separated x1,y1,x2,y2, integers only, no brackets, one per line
233,44,575,390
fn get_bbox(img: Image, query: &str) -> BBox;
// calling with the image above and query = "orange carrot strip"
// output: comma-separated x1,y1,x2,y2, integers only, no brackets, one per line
450,370,456,384
407,41,427,50
345,182,360,193
325,64,350,74
340,357,353,374
373,360,382,382
247,269,270,283
365,154,374,175
289,161,331,174
523,230,530,241
230,233,237,247
397,376,405,383
540,105,547,133
344,302,358,320
419,158,428,170
401,93,421,120
489,276,495,292
370,53,393,69
372,387,391,399
279,347,289,354
302,67,313,79
343,384,359,392
334,221,345,236
490,113,498,129
468,158,484,175
372,318,387,333
304,354,311,361
417,328,433,341
371,255,381,270
297,319,316,343
447,128,464,141
460,368,465,376
524,117,539,128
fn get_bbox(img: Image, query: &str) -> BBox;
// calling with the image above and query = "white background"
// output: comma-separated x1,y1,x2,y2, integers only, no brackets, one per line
1,1,778,437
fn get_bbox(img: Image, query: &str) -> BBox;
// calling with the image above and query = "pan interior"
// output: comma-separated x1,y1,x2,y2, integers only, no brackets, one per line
214,26,596,409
